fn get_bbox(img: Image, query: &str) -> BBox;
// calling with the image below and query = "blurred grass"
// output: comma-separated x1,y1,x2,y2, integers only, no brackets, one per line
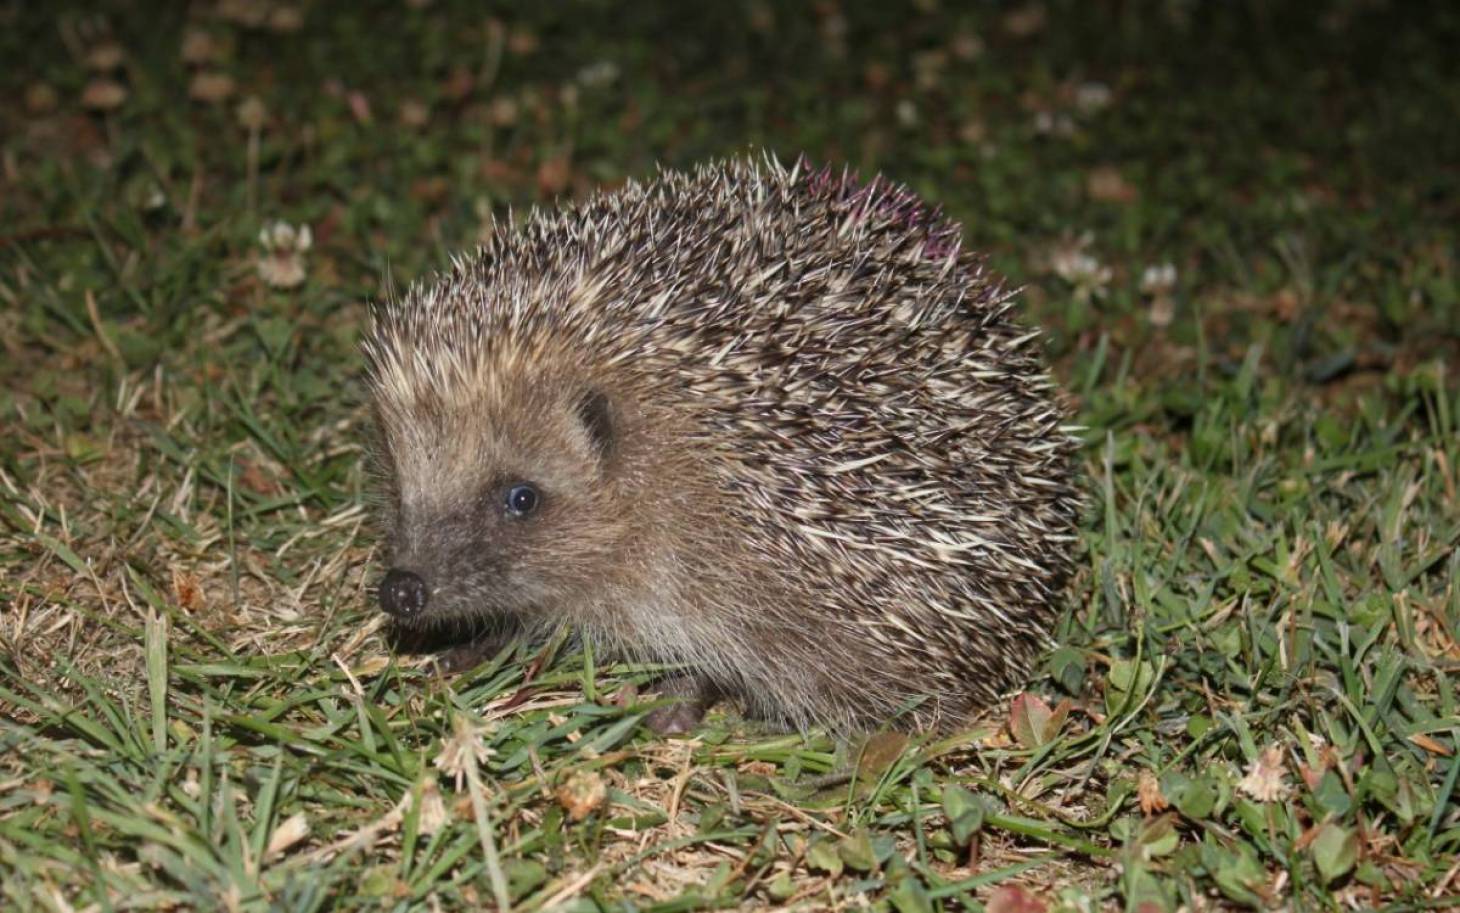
2,0,1458,910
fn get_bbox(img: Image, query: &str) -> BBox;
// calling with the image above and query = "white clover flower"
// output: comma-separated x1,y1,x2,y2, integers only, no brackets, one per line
84,42,125,73
1049,232,1112,301
576,60,620,89
1140,262,1178,296
1075,81,1113,114
433,713,496,791
81,79,128,112
256,221,312,289
180,28,224,66
414,779,449,835
1033,109,1076,138
1237,744,1291,802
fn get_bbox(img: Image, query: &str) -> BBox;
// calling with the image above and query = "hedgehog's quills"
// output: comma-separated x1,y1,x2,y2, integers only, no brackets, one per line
362,154,1082,734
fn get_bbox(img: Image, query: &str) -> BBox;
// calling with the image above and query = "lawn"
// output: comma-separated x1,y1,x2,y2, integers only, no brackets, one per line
2,1,1458,910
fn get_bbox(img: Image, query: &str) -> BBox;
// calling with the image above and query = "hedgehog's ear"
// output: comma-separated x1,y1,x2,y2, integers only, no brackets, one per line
575,388,614,459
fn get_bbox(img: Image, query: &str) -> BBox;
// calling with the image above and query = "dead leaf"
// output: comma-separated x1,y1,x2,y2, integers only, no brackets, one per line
180,29,222,66
555,771,606,821
987,884,1048,913
237,458,282,495
170,567,204,611
399,99,430,128
537,155,572,197
507,27,539,55
488,96,518,126
84,42,125,72
1009,692,1069,749
347,90,372,124
188,71,235,104
1408,733,1453,756
1088,166,1138,204
268,5,304,32
26,83,59,114
1271,288,1301,323
81,79,128,112
264,813,309,860
1138,769,1169,815
1003,5,1047,37
857,731,910,780
442,67,474,102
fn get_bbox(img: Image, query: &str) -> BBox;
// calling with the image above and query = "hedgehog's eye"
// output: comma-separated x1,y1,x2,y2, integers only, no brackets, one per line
504,483,540,517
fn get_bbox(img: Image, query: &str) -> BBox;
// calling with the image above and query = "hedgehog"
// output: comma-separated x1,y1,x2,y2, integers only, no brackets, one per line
362,155,1082,734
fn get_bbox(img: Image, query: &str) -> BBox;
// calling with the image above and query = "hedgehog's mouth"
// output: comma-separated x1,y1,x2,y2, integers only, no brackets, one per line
382,601,528,661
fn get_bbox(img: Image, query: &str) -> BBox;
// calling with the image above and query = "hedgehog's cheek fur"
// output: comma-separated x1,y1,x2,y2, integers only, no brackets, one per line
382,534,569,631
383,488,617,627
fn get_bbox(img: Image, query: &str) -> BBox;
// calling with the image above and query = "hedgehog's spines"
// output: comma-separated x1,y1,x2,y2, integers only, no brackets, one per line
364,155,1081,731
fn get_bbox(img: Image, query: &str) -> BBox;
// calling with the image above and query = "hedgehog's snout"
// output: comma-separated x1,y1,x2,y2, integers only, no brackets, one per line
379,568,430,618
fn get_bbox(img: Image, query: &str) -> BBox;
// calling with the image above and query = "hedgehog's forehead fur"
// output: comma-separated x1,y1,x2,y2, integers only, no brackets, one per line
383,373,598,508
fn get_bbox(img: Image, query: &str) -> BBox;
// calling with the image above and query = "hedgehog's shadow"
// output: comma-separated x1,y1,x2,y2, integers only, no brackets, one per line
384,617,526,673
384,620,474,654
386,620,808,736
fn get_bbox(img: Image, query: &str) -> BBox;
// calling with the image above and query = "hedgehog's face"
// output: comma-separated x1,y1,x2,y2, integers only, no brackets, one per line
372,374,637,629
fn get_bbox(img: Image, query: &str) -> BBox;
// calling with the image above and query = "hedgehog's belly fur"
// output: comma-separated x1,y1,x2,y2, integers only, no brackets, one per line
599,528,1069,732
363,155,1082,733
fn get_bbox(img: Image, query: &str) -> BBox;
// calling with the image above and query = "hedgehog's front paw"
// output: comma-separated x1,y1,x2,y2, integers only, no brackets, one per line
644,702,707,735
436,634,514,675
643,673,720,735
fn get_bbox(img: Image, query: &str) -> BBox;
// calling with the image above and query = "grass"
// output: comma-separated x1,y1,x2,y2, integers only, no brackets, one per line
2,0,1458,910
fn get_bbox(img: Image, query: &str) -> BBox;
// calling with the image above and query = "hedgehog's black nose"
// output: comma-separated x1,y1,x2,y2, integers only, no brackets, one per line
379,568,429,617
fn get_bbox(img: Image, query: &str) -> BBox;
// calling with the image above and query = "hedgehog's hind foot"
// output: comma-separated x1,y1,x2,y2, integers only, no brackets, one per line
643,673,722,735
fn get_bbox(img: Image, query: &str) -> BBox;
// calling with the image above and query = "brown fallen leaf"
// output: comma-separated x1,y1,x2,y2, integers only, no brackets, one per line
1138,769,1169,816
189,71,235,104
987,884,1048,913
1088,165,1138,204
1408,732,1453,756
555,771,606,821
81,79,128,112
170,566,204,611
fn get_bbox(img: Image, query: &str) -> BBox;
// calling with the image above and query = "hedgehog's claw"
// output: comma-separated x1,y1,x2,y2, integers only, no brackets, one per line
643,673,720,735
